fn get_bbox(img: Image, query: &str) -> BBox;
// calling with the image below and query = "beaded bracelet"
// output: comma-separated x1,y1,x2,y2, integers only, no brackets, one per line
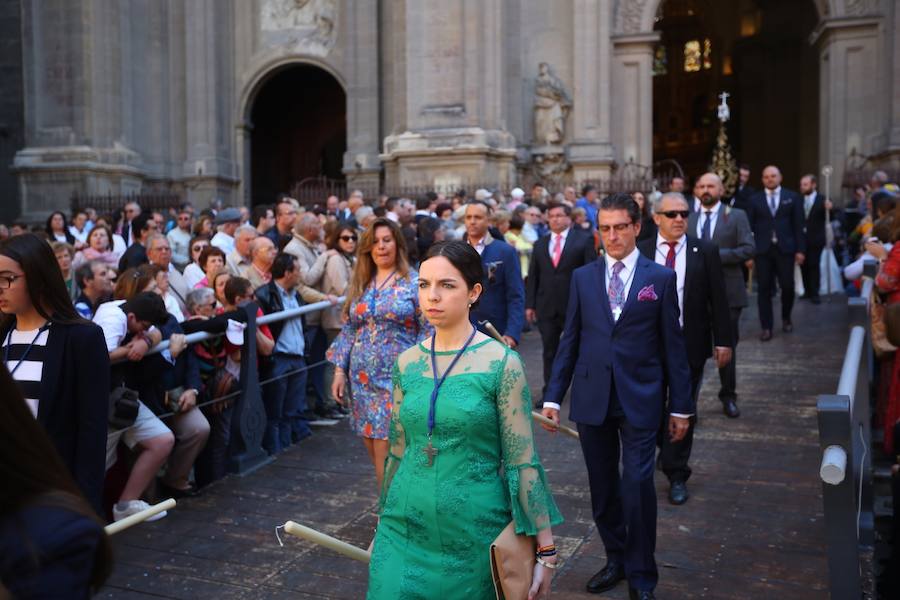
536,544,556,553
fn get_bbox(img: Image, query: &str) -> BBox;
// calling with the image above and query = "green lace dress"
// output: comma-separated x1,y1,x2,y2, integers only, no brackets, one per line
367,336,563,599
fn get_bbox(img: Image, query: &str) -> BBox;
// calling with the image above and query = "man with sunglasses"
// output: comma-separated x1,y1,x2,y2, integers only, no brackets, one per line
688,173,755,418
542,193,691,600
639,192,732,507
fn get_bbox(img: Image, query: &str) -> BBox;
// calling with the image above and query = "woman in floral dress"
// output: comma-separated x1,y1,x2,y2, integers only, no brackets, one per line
328,217,431,490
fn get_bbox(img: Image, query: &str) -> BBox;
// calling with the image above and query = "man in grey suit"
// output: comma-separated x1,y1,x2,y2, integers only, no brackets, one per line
689,173,755,418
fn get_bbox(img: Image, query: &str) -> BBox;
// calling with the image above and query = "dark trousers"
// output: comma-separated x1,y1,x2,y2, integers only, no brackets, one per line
718,307,742,402
262,354,310,455
305,326,328,412
756,246,795,329
537,314,565,398
659,364,705,484
195,403,233,487
577,385,658,592
801,244,824,299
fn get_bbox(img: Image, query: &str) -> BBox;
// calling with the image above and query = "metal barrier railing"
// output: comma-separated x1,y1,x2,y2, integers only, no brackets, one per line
117,298,340,476
816,260,876,599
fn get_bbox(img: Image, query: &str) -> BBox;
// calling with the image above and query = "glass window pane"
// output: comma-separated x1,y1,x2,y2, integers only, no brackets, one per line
684,40,701,73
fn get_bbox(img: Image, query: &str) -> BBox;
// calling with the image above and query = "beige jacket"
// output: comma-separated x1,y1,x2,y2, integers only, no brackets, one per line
321,253,355,330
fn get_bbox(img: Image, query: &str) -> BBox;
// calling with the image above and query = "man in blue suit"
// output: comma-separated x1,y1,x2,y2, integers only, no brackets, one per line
464,201,525,347
541,193,692,600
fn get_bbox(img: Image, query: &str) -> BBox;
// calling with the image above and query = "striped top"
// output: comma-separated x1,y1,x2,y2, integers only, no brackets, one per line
3,325,50,417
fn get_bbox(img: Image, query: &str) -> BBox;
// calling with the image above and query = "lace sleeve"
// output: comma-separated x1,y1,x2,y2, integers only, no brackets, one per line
496,350,563,536
378,361,406,512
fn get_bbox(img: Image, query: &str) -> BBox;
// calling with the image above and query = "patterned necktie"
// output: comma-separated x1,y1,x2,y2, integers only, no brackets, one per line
608,261,625,317
551,234,563,267
664,241,677,269
702,211,713,241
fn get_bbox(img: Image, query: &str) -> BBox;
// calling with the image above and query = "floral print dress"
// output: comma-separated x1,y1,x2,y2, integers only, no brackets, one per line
327,272,431,439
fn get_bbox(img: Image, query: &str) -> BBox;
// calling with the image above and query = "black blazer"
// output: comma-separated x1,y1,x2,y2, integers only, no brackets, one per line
746,188,807,255
1,320,110,514
803,191,828,249
638,236,733,368
731,184,756,213
526,228,597,321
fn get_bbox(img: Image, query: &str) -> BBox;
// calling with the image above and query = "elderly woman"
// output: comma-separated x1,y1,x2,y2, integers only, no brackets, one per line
73,224,120,272
212,270,231,308
193,245,227,289
51,242,79,302
328,217,431,492
182,236,210,289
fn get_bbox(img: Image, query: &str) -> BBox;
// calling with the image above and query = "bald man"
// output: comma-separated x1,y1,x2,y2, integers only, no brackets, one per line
746,166,806,341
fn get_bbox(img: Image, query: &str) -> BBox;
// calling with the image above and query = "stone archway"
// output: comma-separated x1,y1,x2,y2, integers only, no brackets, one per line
239,63,347,206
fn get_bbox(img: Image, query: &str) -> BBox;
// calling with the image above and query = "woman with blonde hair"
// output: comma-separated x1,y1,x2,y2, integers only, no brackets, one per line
327,217,431,490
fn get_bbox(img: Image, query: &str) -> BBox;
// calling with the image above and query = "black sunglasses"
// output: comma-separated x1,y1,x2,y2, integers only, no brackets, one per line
339,235,358,242
660,210,690,219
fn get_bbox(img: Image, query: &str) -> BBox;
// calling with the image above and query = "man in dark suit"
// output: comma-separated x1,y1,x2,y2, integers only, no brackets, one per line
117,212,157,272
730,163,756,212
746,165,806,340
526,201,596,402
799,174,831,304
542,193,692,600
464,201,525,347
689,173,755,418
639,192,732,505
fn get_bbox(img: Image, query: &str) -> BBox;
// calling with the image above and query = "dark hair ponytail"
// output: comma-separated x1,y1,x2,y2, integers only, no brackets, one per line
0,234,85,332
422,241,484,308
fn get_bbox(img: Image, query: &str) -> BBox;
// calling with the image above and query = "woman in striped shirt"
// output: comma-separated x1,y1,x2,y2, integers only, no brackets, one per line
0,233,110,515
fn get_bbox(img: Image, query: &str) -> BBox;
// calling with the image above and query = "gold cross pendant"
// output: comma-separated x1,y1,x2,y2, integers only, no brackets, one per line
423,440,438,467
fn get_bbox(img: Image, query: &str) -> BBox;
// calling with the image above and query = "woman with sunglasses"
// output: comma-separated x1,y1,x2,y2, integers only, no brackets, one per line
182,236,211,289
0,234,110,515
322,223,358,411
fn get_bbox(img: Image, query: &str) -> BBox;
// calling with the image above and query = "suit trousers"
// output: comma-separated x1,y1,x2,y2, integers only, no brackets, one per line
577,385,658,591
755,246,795,329
658,364,705,484
537,314,566,398
801,244,824,299
162,406,210,489
718,307,742,402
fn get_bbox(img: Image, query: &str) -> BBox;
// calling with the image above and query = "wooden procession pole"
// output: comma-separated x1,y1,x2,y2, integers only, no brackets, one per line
478,320,580,440
104,498,176,535
282,521,372,563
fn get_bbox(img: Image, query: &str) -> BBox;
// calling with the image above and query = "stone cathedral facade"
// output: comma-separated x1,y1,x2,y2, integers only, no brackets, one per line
3,0,898,220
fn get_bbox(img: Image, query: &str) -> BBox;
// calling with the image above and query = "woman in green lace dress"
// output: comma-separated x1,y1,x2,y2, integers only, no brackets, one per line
368,241,563,600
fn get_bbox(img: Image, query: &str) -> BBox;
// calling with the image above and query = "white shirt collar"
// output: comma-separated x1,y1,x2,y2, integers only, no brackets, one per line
656,233,686,250
551,228,570,242
767,186,782,197
701,201,721,214
606,246,640,275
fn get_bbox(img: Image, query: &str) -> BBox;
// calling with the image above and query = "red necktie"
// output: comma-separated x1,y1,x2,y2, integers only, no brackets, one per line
664,241,677,269
551,234,563,267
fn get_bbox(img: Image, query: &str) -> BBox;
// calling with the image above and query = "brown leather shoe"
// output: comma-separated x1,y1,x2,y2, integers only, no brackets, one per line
759,329,773,341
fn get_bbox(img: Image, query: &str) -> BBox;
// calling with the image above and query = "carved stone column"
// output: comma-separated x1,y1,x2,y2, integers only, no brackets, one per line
611,32,659,170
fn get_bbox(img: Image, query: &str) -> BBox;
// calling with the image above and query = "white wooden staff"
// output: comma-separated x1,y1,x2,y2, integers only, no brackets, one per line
479,320,581,440
104,498,176,535
282,520,372,563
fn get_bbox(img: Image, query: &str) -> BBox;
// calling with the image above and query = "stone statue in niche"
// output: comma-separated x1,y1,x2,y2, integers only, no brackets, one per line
260,0,337,55
533,62,572,146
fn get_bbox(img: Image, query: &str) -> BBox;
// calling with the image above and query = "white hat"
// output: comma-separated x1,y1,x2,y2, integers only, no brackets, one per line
474,188,493,201
225,319,246,346
510,187,525,199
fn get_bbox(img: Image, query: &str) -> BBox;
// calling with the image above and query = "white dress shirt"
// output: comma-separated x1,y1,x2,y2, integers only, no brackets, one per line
605,246,641,319
548,228,570,259
211,231,236,255
765,186,782,214
654,234,686,326
696,201,721,240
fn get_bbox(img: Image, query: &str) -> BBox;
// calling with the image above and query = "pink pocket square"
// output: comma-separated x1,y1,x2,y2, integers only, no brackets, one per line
637,285,658,302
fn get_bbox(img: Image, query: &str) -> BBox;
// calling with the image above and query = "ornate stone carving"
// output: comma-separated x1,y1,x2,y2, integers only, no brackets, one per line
844,0,877,16
617,0,649,34
533,63,572,146
531,150,570,187
260,0,337,55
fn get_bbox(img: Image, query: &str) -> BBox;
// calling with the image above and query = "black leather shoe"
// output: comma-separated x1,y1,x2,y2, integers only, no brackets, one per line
759,329,773,341
668,480,689,505
158,480,201,499
586,561,625,594
782,321,793,333
722,399,740,418
629,588,656,600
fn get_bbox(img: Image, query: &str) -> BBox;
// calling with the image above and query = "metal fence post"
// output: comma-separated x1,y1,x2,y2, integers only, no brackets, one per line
228,303,274,475
816,394,862,600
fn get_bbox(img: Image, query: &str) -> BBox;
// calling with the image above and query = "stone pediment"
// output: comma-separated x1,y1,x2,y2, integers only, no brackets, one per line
260,0,337,56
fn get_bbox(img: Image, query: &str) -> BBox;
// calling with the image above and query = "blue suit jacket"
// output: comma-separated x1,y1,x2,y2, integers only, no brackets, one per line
544,254,692,430
469,235,525,342
746,188,807,255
